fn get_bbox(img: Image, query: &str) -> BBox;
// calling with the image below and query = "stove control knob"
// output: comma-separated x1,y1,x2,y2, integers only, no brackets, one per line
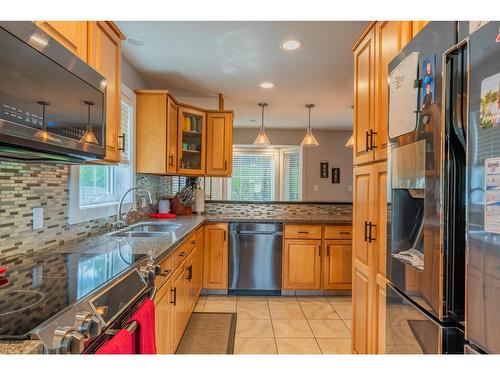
76,311,102,339
54,326,85,354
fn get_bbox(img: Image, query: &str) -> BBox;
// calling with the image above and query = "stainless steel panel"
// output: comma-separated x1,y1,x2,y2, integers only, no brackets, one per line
466,21,500,354
387,22,465,322
385,284,464,354
229,222,282,293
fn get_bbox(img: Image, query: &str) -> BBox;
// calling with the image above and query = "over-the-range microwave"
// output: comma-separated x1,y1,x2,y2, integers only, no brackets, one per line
0,21,106,163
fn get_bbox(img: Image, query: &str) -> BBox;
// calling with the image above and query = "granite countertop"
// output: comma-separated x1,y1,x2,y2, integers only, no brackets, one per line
205,214,352,224
1,212,351,354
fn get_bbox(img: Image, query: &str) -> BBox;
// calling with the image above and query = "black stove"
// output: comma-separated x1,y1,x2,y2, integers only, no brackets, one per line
0,236,152,352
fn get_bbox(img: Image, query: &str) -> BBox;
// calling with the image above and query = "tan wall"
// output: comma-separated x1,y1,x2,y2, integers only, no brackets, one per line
233,128,353,202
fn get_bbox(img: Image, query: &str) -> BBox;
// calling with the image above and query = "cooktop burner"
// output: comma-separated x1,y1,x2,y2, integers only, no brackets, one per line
0,238,148,339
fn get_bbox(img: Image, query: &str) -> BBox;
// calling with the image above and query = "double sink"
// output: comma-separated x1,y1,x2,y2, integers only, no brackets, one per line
108,222,181,238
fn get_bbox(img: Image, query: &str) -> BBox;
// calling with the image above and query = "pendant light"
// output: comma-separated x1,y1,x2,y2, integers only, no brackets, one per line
301,104,319,147
254,102,271,145
80,101,99,144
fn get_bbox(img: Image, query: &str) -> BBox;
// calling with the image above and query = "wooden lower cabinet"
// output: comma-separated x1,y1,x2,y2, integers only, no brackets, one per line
352,261,370,354
154,277,173,354
374,274,388,354
283,239,322,290
171,262,189,350
323,239,352,290
203,223,228,289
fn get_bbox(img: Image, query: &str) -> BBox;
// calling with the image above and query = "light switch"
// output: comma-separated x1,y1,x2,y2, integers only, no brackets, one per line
32,207,43,230
348,185,353,192
314,185,319,192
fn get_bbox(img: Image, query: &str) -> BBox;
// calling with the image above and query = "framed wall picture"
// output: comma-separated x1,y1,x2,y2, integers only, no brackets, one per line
332,167,340,184
320,160,329,178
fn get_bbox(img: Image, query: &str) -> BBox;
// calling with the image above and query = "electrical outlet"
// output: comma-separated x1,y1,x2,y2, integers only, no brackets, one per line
32,207,43,230
348,185,353,192
314,185,319,192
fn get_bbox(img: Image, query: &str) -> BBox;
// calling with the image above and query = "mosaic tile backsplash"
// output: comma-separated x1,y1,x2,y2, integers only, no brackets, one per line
205,202,352,220
0,161,116,260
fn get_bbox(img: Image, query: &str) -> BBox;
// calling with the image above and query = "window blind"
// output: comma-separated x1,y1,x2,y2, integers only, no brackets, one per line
120,98,133,164
229,152,276,201
282,149,302,201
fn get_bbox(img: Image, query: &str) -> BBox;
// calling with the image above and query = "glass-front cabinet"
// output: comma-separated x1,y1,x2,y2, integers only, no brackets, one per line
177,106,206,175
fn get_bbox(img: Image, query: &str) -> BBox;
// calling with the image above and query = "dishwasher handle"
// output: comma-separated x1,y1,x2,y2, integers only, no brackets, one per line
232,230,283,236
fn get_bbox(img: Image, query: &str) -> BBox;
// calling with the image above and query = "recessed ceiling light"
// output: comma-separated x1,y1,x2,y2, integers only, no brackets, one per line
259,82,274,89
127,36,147,47
282,40,301,50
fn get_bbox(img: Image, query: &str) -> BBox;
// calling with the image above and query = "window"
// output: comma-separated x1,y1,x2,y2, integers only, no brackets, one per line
68,84,135,224
205,146,302,201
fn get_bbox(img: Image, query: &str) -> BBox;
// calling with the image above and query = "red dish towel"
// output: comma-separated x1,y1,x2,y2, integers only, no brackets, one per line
128,298,156,354
149,213,176,219
96,329,136,354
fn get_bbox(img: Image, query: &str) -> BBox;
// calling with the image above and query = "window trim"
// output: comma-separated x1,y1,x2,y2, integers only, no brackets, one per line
279,147,303,201
68,83,136,224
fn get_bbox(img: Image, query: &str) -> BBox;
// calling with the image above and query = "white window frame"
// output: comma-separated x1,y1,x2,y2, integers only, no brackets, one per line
279,147,303,201
68,84,136,224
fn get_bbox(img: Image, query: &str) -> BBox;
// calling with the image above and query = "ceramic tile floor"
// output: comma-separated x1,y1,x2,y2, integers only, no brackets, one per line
193,295,352,354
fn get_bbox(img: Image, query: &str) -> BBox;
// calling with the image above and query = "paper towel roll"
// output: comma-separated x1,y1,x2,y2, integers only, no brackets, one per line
194,189,205,214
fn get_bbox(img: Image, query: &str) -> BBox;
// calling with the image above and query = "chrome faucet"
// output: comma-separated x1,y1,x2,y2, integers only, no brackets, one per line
114,187,156,230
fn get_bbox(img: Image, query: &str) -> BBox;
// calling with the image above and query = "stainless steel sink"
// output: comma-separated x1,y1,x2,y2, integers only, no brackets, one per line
111,231,170,238
128,223,181,232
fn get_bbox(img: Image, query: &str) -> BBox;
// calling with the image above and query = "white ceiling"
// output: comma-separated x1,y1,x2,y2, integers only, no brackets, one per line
117,21,368,130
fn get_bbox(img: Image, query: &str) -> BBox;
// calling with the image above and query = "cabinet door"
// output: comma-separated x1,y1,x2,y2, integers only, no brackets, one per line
206,112,233,176
283,239,322,290
353,28,375,165
373,162,388,276
88,21,122,163
193,232,204,298
171,265,188,351
154,278,173,354
374,275,388,354
324,239,352,290
411,21,430,37
35,21,88,61
352,262,370,354
136,92,168,174
374,21,411,161
178,106,206,175
166,97,178,174
353,165,372,267
203,223,228,289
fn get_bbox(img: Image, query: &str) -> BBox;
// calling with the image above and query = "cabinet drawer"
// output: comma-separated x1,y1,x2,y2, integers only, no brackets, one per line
284,225,322,239
172,232,197,270
324,226,352,239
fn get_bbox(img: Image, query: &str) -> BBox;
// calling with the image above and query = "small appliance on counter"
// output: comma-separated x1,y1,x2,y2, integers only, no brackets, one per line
158,199,171,214
194,182,205,214
0,22,107,163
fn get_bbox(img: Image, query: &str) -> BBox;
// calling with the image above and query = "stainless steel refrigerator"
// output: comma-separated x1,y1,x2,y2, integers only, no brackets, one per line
465,21,500,354
386,21,466,354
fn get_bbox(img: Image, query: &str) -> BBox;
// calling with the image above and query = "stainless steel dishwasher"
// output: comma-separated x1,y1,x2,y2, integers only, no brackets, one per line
229,222,282,295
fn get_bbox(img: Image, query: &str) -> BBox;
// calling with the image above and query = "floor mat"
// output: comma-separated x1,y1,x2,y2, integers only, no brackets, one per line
175,312,237,354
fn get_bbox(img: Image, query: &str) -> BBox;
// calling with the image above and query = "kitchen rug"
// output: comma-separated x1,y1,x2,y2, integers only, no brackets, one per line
175,312,237,354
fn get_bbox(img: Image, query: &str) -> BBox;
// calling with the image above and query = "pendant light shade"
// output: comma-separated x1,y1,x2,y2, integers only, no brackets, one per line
80,101,99,145
301,104,319,147
345,134,354,147
254,102,271,145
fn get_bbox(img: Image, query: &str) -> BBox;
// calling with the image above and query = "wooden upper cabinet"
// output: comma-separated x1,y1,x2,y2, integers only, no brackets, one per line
203,223,228,289
374,21,411,161
35,21,88,61
206,112,233,177
135,91,178,174
88,21,124,163
178,106,206,176
282,239,322,290
353,27,375,165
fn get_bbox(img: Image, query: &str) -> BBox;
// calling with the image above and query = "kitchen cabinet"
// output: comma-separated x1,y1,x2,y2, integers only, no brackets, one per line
206,111,233,176
88,21,125,163
323,239,352,290
203,223,228,290
282,224,352,291
282,239,322,290
154,277,173,354
35,21,88,61
352,262,370,354
171,259,189,350
177,106,206,176
135,91,178,174
411,21,430,37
